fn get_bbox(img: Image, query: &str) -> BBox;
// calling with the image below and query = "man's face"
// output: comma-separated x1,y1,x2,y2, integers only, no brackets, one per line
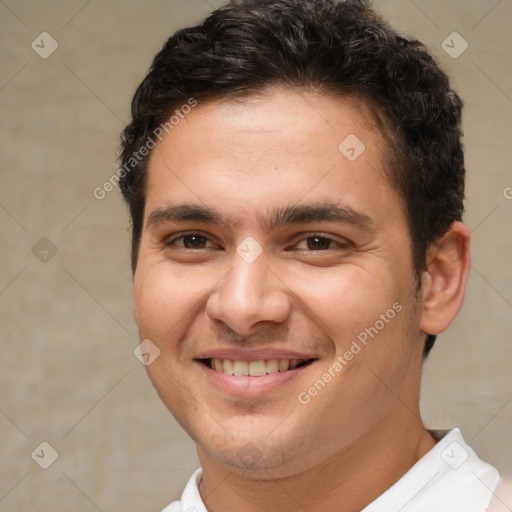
133,88,426,478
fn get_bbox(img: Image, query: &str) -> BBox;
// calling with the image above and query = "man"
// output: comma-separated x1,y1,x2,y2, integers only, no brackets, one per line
119,0,509,510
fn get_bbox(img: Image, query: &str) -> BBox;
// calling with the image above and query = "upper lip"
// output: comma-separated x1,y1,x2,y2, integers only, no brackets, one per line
194,347,318,361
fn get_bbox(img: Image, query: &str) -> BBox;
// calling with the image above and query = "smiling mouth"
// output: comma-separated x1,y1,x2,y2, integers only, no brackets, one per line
199,357,316,376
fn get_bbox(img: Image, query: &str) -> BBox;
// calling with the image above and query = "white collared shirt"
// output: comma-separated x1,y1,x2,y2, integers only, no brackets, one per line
161,428,501,512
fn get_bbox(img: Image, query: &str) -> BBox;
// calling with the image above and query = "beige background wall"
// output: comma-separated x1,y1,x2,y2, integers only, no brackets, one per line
1,0,511,510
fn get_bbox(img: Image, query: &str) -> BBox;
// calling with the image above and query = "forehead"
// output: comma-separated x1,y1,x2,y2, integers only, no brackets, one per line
143,87,403,231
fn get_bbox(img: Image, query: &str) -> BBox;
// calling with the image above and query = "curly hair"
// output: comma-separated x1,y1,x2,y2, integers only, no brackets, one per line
119,0,465,356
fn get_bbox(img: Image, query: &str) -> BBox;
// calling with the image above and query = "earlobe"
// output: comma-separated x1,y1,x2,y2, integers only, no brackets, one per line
420,222,471,336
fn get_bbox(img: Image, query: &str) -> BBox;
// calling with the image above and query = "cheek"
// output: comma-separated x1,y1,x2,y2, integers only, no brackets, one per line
288,264,396,345
133,264,208,342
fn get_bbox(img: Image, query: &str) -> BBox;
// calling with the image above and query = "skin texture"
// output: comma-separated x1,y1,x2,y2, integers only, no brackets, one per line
133,88,471,512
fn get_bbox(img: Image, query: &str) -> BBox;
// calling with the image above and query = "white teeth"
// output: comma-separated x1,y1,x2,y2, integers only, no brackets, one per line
222,359,234,375
233,360,249,376
249,360,267,377
278,359,289,371
209,357,311,376
266,359,279,374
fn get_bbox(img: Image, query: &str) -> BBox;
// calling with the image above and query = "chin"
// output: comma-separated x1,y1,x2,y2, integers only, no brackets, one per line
197,431,320,480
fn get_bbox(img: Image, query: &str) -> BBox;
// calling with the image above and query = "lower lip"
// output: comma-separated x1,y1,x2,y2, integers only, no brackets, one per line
196,361,314,397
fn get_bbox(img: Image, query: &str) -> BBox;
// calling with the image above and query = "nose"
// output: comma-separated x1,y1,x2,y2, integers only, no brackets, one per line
205,248,291,336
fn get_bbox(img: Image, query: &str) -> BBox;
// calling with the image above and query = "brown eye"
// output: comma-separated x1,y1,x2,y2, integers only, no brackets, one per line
305,236,333,250
167,234,212,249
292,233,351,252
181,234,208,249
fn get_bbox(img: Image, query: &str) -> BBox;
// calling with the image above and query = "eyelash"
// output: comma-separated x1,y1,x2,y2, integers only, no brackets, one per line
292,235,348,251
164,232,351,251
165,232,216,249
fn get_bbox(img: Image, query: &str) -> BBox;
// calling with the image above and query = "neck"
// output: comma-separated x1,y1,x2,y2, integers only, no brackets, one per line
197,417,436,512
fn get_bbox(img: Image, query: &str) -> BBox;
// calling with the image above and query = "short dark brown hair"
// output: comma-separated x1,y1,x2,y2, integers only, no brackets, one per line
119,0,465,356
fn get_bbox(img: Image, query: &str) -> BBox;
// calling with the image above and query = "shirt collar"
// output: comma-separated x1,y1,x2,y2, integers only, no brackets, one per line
173,428,499,512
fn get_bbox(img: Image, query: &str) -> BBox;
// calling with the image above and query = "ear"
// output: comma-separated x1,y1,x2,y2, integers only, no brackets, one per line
419,222,471,336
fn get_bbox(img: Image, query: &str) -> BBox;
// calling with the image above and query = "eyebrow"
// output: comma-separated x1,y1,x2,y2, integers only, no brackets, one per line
146,202,375,232
267,202,374,232
147,204,231,229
